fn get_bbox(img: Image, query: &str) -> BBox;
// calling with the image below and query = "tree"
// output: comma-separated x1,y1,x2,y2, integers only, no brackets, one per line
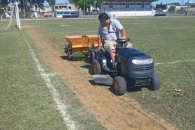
92,0,101,9
0,0,9,6
20,0,28,15
69,0,157,13
0,0,9,10
28,0,45,9
0,0,9,15
168,6,176,12
46,0,55,6
69,0,99,13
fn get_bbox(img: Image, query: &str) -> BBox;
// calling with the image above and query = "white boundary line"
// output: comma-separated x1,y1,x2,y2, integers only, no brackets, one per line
25,39,76,130
155,59,195,66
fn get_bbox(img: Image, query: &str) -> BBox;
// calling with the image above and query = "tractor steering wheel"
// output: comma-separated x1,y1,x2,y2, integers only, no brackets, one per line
116,38,130,48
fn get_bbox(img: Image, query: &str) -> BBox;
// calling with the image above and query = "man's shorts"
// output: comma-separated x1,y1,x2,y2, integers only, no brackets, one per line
104,41,117,53
104,41,133,53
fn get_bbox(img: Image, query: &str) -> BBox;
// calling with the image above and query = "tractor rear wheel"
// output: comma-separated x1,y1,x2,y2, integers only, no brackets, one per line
113,76,127,96
89,49,95,64
67,49,73,60
93,59,101,74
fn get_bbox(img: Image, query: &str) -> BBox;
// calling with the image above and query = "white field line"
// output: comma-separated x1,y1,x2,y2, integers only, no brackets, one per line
155,59,195,66
25,39,76,130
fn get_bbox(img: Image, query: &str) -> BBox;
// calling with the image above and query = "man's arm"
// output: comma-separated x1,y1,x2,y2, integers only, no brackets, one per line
98,35,103,50
98,24,103,50
120,28,126,39
113,19,126,39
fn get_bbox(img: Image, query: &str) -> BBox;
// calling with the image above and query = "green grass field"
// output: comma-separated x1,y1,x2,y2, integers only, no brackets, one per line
0,22,104,130
1,16,195,130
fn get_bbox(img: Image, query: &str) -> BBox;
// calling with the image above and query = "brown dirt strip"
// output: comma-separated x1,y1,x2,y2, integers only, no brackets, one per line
23,23,178,130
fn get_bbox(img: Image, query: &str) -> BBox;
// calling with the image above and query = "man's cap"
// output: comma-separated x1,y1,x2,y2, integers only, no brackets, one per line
98,12,110,22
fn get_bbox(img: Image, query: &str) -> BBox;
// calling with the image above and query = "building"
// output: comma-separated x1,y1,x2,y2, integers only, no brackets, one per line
100,0,154,17
185,1,195,7
54,3,79,18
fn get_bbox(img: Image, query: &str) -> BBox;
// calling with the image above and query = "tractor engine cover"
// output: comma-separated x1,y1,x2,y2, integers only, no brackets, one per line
117,48,154,79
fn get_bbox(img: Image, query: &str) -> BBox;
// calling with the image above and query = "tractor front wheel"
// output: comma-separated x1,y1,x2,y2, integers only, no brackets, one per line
149,72,160,91
113,76,127,96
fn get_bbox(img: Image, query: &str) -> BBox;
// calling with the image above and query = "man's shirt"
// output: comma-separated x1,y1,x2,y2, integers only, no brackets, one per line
98,19,124,43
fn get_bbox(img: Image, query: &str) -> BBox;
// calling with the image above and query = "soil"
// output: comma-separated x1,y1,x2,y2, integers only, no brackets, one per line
24,24,178,130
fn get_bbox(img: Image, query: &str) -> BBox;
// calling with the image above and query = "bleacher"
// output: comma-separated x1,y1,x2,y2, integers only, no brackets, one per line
101,0,154,16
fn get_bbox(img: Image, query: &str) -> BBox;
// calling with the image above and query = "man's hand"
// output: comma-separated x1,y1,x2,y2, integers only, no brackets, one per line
121,28,126,39
98,46,102,51
121,36,126,39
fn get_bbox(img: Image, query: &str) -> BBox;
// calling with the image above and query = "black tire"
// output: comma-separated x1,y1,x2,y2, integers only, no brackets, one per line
149,72,160,91
112,76,127,96
93,59,101,74
89,50,95,64
67,49,73,60
64,46,68,55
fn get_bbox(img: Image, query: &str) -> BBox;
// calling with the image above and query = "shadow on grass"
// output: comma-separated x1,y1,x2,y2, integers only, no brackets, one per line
89,80,115,95
60,55,93,75
81,64,93,75
60,55,88,61
89,79,142,96
89,80,110,87
127,85,142,92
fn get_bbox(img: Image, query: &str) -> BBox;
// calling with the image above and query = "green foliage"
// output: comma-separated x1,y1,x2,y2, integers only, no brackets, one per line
0,0,8,6
92,0,101,9
46,0,55,6
168,6,176,12
28,0,45,8
20,0,47,11
69,0,100,10
0,0,9,13
170,2,180,6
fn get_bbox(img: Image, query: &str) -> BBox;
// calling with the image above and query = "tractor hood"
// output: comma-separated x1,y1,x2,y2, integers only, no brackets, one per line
117,48,152,61
117,48,154,79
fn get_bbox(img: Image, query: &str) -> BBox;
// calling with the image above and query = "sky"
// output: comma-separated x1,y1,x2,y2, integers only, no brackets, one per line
152,0,190,6
56,0,68,4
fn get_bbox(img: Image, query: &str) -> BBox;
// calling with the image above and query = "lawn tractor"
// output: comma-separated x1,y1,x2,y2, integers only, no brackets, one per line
90,38,160,95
